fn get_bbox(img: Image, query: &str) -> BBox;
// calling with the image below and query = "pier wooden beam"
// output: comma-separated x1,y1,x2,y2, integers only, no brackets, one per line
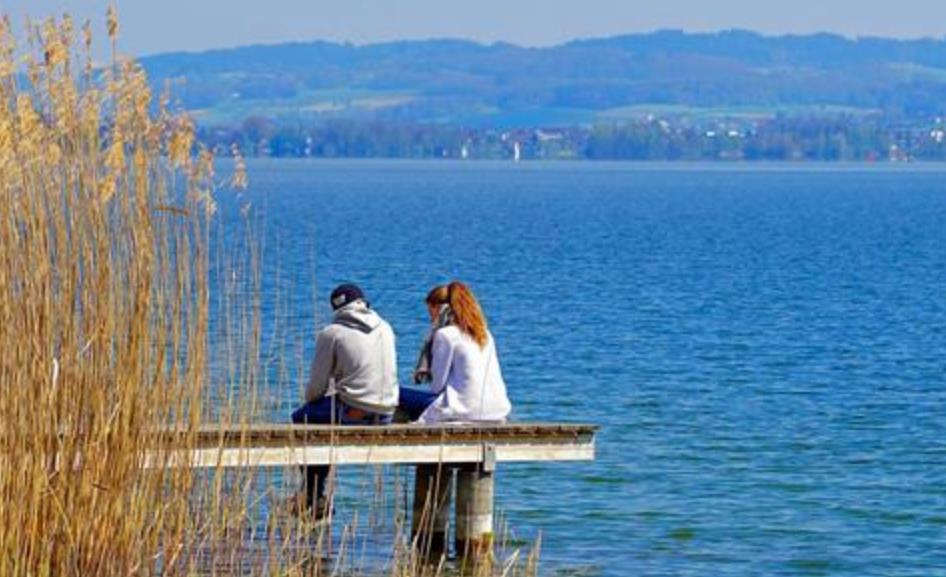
148,423,597,469
456,463,495,560
411,463,453,558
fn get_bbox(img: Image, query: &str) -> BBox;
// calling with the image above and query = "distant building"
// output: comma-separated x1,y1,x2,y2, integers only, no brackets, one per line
889,144,909,162
536,129,563,142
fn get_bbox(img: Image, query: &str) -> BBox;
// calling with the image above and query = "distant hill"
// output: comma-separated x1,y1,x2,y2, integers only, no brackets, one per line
139,30,946,128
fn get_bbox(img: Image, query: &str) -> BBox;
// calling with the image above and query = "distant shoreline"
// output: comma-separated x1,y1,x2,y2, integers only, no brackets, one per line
215,157,946,170
218,156,946,165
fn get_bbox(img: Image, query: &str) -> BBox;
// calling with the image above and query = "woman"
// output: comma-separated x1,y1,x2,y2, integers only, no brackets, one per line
399,282,512,424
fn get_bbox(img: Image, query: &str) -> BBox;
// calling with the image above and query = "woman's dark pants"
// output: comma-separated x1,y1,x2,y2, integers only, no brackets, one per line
397,387,439,421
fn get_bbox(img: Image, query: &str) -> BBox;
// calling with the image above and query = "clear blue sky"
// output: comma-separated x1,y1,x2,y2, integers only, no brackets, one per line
3,0,946,56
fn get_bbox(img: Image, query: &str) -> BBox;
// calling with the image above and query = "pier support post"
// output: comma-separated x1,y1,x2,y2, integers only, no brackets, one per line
455,462,495,560
412,464,452,557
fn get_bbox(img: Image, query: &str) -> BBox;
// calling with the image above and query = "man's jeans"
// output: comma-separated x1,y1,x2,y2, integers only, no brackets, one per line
291,396,393,507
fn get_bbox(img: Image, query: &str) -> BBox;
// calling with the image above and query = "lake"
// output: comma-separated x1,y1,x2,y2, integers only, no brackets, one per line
218,160,946,577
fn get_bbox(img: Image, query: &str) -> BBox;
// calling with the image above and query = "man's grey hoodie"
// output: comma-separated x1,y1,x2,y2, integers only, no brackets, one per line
305,301,399,414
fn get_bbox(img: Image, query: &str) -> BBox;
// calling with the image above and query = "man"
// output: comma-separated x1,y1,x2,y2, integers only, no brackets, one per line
289,283,399,518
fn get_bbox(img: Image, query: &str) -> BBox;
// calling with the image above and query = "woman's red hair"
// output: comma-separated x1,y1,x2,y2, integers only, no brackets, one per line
426,281,488,348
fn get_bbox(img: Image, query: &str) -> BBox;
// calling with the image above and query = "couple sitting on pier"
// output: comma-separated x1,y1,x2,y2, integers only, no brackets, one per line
288,281,511,518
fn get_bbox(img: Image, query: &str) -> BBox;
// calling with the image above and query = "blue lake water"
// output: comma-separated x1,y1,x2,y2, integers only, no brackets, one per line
221,160,946,577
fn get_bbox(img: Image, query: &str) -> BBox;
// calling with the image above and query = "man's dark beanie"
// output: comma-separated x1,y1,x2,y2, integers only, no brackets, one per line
330,283,366,311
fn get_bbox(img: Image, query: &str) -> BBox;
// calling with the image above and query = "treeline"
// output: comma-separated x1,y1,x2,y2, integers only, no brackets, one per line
199,116,946,162
143,31,946,124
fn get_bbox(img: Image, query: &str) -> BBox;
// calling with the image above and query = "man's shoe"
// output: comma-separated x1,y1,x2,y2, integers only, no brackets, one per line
280,493,333,524
312,497,333,523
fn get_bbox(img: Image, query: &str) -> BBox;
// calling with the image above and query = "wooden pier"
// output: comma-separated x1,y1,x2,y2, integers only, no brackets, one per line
155,423,597,557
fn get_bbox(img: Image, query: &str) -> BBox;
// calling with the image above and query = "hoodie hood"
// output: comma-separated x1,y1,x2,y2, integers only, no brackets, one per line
333,301,382,333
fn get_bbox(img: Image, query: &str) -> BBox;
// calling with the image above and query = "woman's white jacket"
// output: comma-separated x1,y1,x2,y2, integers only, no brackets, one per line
417,325,511,424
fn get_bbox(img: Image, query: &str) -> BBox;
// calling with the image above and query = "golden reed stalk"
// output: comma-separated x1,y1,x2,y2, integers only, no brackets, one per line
0,12,238,575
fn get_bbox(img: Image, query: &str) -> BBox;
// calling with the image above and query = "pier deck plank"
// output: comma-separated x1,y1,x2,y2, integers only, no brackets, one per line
152,423,597,468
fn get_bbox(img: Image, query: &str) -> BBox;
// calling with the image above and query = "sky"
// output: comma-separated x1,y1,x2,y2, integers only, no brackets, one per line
2,0,946,56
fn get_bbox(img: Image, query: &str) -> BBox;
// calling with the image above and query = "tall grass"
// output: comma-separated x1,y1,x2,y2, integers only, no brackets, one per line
0,10,225,575
0,13,540,576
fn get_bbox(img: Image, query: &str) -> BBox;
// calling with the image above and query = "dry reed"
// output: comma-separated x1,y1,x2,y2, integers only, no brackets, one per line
0,11,540,577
